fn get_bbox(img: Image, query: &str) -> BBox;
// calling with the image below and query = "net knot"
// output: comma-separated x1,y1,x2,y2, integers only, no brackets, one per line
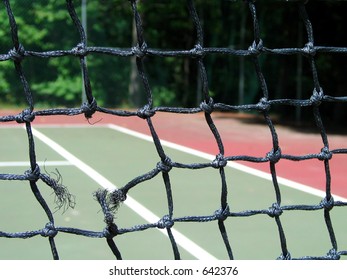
303,42,316,56
24,164,41,182
8,44,25,62
41,222,58,238
109,189,126,205
132,42,147,58
310,87,324,106
72,43,87,57
214,205,230,221
158,215,174,229
103,223,119,239
320,196,334,211
81,97,97,119
318,147,332,161
277,252,292,260
200,97,214,114
327,248,340,260
157,157,173,173
266,148,281,164
248,39,263,56
192,44,204,57
257,97,270,112
137,104,155,119
212,154,227,168
15,108,35,124
268,203,283,218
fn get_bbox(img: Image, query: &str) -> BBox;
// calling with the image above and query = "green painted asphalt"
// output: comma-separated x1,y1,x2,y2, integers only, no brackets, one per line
0,126,346,259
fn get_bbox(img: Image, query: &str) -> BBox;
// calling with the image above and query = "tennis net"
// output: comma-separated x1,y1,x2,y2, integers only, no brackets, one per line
1,0,347,260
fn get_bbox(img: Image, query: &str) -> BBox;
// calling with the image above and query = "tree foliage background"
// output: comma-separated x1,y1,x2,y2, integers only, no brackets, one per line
0,0,346,124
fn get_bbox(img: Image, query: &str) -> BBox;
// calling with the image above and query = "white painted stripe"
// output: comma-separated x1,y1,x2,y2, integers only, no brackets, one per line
107,124,347,203
0,161,71,167
30,127,217,260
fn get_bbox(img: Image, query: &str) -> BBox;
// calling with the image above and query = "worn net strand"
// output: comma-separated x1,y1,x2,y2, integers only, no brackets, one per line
0,0,347,260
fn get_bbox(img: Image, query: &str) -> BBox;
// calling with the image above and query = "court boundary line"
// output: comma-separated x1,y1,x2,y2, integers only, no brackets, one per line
107,123,347,202
30,127,217,260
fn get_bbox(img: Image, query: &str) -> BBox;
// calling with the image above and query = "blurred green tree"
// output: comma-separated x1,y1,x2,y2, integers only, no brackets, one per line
0,0,346,126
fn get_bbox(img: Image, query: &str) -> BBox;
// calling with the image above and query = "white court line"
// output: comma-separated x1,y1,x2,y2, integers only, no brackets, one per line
107,124,347,203
30,127,217,260
0,161,71,167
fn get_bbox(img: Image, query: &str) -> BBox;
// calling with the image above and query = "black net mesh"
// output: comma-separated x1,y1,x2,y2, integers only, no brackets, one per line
0,0,347,260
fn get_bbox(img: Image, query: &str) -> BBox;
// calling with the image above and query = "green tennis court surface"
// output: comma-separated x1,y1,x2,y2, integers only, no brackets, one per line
0,125,346,260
